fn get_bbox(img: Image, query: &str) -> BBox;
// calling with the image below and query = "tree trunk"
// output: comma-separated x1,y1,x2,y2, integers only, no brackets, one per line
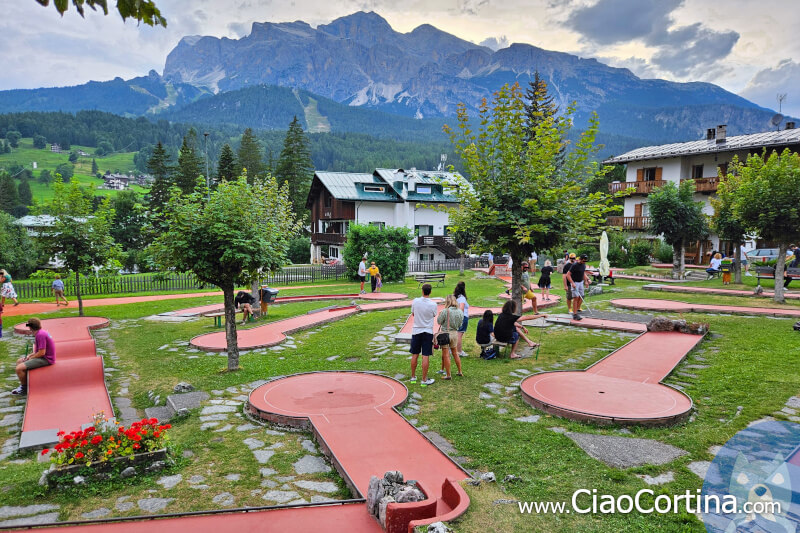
222,284,240,371
672,241,685,280
774,242,788,304
459,254,465,275
76,271,84,316
511,254,524,313
734,243,743,285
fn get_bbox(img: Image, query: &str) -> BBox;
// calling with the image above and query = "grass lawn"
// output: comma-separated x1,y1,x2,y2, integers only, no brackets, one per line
0,271,798,530
0,138,141,203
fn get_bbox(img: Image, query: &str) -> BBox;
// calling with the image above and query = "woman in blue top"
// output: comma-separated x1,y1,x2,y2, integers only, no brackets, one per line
454,281,469,358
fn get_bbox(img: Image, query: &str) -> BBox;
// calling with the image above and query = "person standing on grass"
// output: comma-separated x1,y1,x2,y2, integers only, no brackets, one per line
520,262,539,314
453,281,469,358
358,256,368,294
12,318,56,396
51,275,68,306
565,254,590,321
493,300,539,359
368,261,380,293
538,260,554,301
0,269,19,306
409,283,438,387
436,295,464,379
740,244,752,276
562,253,576,312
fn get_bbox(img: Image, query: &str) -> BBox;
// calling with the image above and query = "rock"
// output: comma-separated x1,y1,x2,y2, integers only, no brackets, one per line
145,461,165,473
115,497,134,512
173,382,194,393
156,474,182,489
212,492,235,507
588,286,603,296
38,470,49,486
188,475,206,485
225,474,241,482
81,508,111,519
200,405,237,415
503,474,519,483
262,490,300,504
427,522,451,533
395,487,425,503
687,461,712,479
378,495,395,528
480,472,496,482
636,472,675,486
466,479,481,486
182,450,194,458
260,468,277,477
492,499,518,505
367,476,382,515
252,450,275,464
0,504,59,519
646,317,676,332
120,467,136,478
566,432,687,469
383,470,403,484
294,480,339,493
293,455,331,474
243,438,265,450
514,415,540,423
311,495,337,503
300,439,317,453
0,513,60,526
137,498,174,513
236,424,257,432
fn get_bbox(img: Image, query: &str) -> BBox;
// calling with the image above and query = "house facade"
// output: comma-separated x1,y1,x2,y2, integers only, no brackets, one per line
306,168,463,263
605,123,800,263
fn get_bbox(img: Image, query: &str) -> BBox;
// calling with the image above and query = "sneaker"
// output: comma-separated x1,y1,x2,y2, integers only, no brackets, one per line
409,376,417,383
459,351,468,358
436,369,446,375
745,272,753,276
573,313,582,321
11,386,26,395
421,378,435,387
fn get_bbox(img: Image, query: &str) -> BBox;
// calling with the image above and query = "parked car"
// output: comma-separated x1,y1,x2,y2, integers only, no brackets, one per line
747,248,780,263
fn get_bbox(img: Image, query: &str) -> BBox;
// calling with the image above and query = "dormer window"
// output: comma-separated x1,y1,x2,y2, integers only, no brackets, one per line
416,186,432,194
364,186,385,193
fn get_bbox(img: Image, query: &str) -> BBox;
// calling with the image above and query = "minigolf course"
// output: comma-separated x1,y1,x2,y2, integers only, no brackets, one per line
13,317,112,449
611,297,800,317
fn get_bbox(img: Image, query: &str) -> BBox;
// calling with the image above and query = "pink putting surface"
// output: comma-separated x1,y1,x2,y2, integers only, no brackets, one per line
643,284,800,300
521,325,703,425
611,298,800,317
191,300,413,351
173,292,407,317
248,372,469,528
14,317,112,441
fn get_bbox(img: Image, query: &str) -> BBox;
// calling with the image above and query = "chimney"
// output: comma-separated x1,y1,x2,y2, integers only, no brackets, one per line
716,124,727,144
787,121,796,130
706,128,716,140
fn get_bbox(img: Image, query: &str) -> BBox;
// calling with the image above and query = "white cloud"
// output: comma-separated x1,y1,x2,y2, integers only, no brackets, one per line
479,35,509,51
740,59,800,117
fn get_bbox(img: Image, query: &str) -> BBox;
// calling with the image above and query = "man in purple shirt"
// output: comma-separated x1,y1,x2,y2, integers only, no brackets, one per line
12,317,56,396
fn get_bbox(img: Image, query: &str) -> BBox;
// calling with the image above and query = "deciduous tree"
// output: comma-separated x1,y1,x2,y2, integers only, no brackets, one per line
711,174,749,284
149,175,298,370
32,0,166,26
647,181,708,279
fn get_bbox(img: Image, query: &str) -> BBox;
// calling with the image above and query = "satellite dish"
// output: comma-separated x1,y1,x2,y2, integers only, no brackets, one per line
771,113,785,127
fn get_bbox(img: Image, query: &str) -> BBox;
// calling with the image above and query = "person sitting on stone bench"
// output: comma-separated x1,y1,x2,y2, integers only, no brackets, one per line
12,317,56,396
234,290,257,325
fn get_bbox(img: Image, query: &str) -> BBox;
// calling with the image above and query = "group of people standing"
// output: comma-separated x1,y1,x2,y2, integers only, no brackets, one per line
357,256,382,294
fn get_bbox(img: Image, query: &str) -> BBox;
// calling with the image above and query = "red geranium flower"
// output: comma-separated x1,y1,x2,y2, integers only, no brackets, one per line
41,449,49,455
91,435,102,445
133,443,141,449
75,452,84,459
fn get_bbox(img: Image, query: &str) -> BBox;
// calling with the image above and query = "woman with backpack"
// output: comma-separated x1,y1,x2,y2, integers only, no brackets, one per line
436,295,464,379
453,281,469,358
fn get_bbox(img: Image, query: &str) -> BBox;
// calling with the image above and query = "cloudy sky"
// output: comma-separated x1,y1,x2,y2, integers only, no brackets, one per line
3,0,799,115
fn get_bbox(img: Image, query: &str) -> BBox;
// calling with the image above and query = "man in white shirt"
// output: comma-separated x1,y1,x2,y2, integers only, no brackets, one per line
740,244,752,276
358,256,367,294
409,284,438,387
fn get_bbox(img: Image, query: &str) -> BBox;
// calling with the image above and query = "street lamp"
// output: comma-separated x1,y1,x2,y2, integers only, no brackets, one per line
203,132,210,198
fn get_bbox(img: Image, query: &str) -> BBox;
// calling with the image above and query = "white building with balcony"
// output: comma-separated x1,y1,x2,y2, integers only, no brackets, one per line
605,123,800,264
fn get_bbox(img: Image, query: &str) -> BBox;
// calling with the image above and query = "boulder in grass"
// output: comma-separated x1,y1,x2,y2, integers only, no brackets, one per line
646,317,676,332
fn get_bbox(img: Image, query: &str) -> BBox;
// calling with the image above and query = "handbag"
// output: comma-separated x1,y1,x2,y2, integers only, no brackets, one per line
436,308,451,347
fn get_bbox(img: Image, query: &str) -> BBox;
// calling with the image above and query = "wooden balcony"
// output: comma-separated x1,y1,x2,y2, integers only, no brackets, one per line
681,177,719,193
608,181,666,195
607,216,651,230
312,232,346,245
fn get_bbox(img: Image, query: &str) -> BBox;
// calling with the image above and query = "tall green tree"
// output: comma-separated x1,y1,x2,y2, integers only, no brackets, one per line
216,143,238,183
38,169,52,185
711,172,748,284
18,178,33,206
150,175,298,370
91,158,99,175
5,131,21,148
32,0,167,26
145,141,173,215
647,181,708,279
237,128,265,183
111,190,147,270
33,135,47,149
43,178,118,315
55,163,74,180
0,172,20,214
0,212,40,277
174,131,203,194
68,151,79,163
727,149,800,303
445,83,617,308
275,116,313,221
524,71,559,141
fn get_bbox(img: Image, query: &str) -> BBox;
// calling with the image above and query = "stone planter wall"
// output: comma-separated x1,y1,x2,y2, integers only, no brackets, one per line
45,448,168,488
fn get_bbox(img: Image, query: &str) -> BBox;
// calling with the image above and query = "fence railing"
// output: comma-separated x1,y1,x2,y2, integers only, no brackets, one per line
407,257,488,272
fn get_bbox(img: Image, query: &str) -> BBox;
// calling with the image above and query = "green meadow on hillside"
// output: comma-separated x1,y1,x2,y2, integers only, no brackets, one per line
0,138,145,203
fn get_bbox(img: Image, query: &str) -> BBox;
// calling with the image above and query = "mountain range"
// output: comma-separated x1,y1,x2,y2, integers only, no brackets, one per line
0,11,792,148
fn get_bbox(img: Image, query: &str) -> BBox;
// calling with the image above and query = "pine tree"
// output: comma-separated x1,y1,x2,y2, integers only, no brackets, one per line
0,172,20,214
237,128,265,183
146,141,173,215
216,143,238,183
18,178,33,206
91,158,99,175
274,116,313,221
524,71,559,142
174,130,204,194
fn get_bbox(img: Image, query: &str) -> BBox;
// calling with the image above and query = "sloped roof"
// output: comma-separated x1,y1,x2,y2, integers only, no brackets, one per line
605,128,800,164
374,168,462,203
313,171,400,202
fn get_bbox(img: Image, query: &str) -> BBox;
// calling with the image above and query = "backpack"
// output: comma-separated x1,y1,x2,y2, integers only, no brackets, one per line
794,321,800,331
480,345,498,360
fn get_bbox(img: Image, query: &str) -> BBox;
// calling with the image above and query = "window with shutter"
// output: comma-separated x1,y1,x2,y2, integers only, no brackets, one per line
654,167,663,180
636,169,644,181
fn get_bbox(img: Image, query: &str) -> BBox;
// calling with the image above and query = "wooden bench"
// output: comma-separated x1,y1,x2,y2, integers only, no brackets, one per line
755,266,800,287
415,273,446,288
478,341,511,359
204,309,259,327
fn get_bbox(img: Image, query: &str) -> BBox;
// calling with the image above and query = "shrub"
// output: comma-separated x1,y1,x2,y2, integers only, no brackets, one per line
576,245,599,261
287,236,310,264
629,240,653,266
606,232,629,267
654,241,674,263
342,224,412,282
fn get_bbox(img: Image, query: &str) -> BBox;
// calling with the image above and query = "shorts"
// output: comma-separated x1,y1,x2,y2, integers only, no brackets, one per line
572,282,585,299
53,289,65,297
524,290,535,300
537,280,550,289
565,286,573,300
497,330,519,345
410,332,433,356
24,358,51,370
457,316,469,333
358,275,366,282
